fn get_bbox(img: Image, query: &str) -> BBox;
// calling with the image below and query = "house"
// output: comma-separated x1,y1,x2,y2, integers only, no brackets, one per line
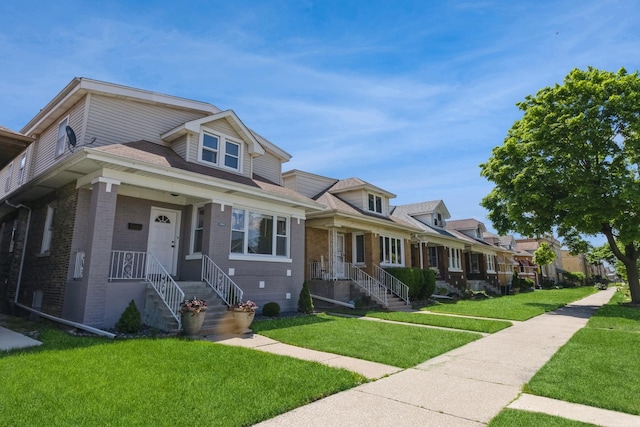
282,170,418,308
484,232,536,288
390,201,472,293
0,78,322,332
515,236,564,286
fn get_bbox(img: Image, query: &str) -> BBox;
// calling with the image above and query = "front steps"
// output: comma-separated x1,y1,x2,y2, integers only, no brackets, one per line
308,279,410,311
143,281,236,335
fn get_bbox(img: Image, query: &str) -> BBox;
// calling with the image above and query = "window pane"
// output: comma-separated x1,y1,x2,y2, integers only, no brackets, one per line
369,194,375,211
248,212,273,255
197,207,205,228
203,134,218,149
356,235,365,263
231,209,245,230
194,229,203,253
202,150,216,163
226,141,239,156
276,217,287,236
224,155,238,169
231,230,244,253
276,236,287,256
375,196,382,213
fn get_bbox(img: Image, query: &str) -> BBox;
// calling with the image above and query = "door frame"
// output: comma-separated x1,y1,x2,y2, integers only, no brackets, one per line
147,206,181,275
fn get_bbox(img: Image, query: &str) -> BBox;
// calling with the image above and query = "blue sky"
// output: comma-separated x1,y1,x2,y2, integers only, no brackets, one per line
1,1,639,243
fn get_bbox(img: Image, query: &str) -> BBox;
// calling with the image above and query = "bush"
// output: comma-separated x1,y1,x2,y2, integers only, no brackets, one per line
115,300,141,334
298,281,314,314
262,302,280,317
564,271,585,286
384,267,436,301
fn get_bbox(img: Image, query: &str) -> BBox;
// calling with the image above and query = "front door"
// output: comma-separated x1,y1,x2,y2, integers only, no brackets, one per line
148,207,180,275
335,233,346,278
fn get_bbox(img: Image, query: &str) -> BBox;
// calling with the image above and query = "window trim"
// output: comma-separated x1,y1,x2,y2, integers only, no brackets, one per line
230,207,291,260
486,254,496,273
198,130,243,172
448,247,462,271
55,117,69,157
368,193,383,214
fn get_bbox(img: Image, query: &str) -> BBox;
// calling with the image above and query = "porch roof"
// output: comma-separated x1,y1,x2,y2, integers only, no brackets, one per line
0,126,34,169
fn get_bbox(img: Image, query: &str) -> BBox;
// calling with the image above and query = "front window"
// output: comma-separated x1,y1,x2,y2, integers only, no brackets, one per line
486,255,496,272
41,205,55,254
199,132,242,172
470,253,480,273
231,208,289,257
428,246,438,267
380,235,403,266
368,193,382,214
191,206,205,254
354,234,365,264
448,247,462,271
56,117,69,157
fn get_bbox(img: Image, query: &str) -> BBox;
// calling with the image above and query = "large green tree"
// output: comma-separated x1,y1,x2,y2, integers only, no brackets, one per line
481,67,640,302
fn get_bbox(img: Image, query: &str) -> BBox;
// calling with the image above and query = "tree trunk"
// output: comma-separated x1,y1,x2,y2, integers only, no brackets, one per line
625,259,640,304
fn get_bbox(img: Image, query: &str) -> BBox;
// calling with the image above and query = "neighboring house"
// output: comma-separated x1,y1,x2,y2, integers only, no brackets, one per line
515,236,564,285
0,78,321,331
390,201,470,291
561,250,590,281
282,170,418,307
445,219,501,292
484,232,535,287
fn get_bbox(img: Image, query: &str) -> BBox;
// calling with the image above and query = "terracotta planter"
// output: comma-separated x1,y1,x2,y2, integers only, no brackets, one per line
233,309,256,334
181,311,206,336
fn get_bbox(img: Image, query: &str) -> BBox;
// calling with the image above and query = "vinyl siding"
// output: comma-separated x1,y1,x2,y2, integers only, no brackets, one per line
85,95,206,148
171,134,188,159
282,173,336,198
32,97,86,178
338,190,366,211
253,151,282,184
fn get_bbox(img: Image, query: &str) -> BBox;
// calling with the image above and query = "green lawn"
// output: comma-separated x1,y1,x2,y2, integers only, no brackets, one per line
365,311,512,333
524,288,640,415
422,287,597,320
0,328,364,426
489,409,597,427
252,313,481,368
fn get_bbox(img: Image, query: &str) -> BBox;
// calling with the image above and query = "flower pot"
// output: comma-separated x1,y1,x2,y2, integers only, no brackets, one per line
233,309,255,334
181,311,206,336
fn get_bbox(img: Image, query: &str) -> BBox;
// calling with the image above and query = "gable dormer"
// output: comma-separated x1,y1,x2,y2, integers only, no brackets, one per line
401,200,451,229
161,110,266,179
446,219,487,240
328,178,395,217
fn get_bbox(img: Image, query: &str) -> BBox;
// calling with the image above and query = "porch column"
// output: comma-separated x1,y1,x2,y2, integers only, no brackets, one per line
80,178,119,326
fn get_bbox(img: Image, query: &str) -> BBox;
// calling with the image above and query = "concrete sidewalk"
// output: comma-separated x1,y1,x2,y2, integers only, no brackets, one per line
0,326,42,351
244,287,637,426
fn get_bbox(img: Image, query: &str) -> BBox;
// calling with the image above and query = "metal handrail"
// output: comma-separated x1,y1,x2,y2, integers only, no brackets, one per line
109,250,147,280
374,265,410,304
145,254,184,328
201,254,243,306
345,263,388,306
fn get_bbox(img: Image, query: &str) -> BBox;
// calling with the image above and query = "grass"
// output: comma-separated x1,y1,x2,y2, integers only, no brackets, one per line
0,328,365,426
422,287,597,321
252,313,481,368
524,288,640,415
489,409,597,426
364,311,512,333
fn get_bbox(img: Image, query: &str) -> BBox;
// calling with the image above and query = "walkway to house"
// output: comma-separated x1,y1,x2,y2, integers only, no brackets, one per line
215,287,640,426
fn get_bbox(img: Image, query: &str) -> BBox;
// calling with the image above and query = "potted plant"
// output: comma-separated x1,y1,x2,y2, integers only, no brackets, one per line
180,296,207,336
232,300,258,334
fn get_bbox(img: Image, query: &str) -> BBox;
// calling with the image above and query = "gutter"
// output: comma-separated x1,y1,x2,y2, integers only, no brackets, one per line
4,200,31,304
14,303,116,339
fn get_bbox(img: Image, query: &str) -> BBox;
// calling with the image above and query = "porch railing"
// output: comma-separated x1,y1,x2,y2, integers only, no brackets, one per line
309,261,348,280
202,254,243,306
108,250,183,328
109,250,147,280
374,265,410,304
345,263,388,306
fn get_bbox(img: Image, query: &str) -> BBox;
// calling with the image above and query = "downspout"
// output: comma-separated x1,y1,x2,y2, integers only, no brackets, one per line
4,200,31,304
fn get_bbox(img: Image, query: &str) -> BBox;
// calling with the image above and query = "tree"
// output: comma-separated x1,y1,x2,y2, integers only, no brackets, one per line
533,242,557,283
480,67,640,302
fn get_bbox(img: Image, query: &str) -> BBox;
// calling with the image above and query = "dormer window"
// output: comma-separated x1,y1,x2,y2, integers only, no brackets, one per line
199,131,242,172
368,193,382,214
434,213,443,227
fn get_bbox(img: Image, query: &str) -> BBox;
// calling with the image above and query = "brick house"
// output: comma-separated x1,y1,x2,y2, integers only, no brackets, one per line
0,78,321,331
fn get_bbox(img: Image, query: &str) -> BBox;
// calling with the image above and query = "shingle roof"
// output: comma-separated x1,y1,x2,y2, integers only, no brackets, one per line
328,177,396,198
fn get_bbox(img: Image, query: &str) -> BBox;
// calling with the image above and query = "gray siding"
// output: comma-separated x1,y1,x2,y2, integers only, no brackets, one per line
171,134,189,159
32,97,86,178
253,151,282,184
282,173,336,198
338,190,365,210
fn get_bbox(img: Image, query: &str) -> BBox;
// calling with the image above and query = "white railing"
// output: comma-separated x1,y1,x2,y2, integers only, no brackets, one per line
202,254,243,306
374,265,410,304
309,261,348,280
109,250,147,280
145,254,184,328
74,251,85,279
345,263,388,306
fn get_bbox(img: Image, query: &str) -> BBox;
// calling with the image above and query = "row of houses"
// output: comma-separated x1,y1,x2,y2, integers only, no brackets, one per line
0,78,603,332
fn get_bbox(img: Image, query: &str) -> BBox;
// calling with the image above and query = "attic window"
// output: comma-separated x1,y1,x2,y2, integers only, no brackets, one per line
368,193,382,214
199,131,242,172
434,213,443,227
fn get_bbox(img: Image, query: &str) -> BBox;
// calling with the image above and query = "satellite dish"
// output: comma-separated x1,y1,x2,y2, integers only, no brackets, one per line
66,126,97,153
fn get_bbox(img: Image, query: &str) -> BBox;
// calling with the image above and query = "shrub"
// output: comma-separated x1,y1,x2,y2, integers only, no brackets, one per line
115,300,141,334
384,267,435,301
298,281,314,314
262,302,280,317
564,271,585,286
